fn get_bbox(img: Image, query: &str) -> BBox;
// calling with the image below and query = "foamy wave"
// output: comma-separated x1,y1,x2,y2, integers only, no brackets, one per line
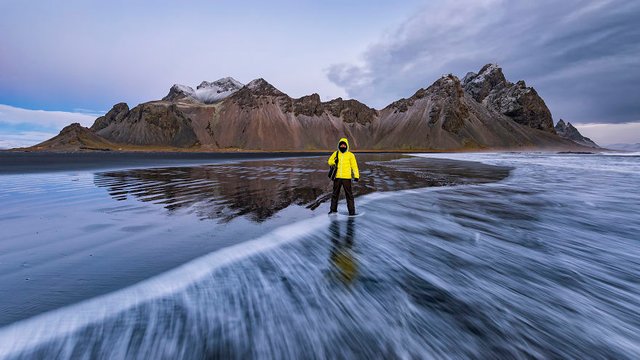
599,151,640,156
0,216,332,357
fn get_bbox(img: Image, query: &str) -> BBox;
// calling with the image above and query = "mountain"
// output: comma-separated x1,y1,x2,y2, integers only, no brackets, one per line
370,74,568,150
90,101,199,147
554,119,599,148
25,64,588,152
162,77,244,104
462,64,555,133
604,143,640,152
87,78,378,151
30,123,117,151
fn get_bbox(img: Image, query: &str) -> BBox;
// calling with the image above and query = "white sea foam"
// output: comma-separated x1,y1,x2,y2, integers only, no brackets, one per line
409,152,640,174
0,215,331,356
599,151,640,156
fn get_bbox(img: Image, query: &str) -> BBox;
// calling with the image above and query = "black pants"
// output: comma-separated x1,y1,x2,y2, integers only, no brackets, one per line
330,179,355,215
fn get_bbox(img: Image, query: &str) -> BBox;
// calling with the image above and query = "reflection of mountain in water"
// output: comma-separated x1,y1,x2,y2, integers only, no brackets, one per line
93,154,510,222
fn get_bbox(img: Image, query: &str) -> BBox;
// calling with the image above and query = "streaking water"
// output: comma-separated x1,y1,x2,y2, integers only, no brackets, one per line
1,152,639,359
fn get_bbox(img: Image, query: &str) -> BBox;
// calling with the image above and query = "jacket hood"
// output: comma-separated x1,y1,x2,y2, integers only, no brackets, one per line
337,137,350,152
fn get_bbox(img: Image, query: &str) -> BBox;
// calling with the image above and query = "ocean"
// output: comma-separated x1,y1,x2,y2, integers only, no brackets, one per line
0,152,638,359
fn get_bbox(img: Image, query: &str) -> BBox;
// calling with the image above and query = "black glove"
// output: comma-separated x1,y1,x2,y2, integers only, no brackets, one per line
354,178,359,182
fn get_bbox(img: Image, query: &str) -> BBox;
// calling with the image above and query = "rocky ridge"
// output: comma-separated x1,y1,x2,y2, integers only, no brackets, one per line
462,64,555,133
554,119,599,148
31,123,117,151
30,64,587,151
162,77,244,104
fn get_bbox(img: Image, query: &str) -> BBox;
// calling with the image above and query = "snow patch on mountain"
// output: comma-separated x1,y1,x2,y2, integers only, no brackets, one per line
163,78,244,104
194,77,244,103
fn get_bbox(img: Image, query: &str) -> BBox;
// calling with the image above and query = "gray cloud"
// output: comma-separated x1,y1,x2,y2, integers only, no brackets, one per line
327,0,640,124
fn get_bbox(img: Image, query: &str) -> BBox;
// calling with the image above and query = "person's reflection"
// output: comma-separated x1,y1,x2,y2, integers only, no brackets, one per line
329,218,358,284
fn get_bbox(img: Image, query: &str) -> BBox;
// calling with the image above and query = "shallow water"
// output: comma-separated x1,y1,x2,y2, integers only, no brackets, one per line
1,152,639,359
0,154,504,327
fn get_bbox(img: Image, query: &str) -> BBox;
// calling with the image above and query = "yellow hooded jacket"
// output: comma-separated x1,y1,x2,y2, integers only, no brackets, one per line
328,137,359,180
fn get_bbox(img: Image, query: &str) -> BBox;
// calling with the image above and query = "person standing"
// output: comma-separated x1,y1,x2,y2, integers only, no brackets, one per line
328,137,359,216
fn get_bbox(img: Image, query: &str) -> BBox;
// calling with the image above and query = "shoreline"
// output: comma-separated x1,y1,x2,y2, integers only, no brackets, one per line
3,145,602,154
0,148,605,175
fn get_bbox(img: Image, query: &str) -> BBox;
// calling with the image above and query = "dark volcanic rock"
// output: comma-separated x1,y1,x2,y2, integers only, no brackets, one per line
324,98,378,125
372,72,579,151
244,78,285,97
228,78,288,109
555,119,599,148
90,102,130,132
462,64,508,103
36,65,586,152
30,123,116,151
162,78,243,104
162,84,196,102
292,93,324,116
385,75,469,132
430,75,469,133
387,88,427,113
95,103,199,147
463,64,555,133
228,79,377,125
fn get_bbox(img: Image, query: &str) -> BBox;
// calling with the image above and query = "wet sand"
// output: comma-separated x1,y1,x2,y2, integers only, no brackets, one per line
0,151,323,174
0,154,509,326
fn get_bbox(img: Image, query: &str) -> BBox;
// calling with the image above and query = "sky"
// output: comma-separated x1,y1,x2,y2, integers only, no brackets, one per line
1,0,639,148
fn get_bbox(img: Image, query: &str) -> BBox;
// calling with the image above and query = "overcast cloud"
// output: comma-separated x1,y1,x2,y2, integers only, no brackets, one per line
327,0,640,125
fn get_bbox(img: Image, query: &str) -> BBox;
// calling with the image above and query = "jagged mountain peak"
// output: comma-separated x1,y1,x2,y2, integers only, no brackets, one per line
171,84,195,93
474,63,505,82
462,63,554,133
244,78,284,96
302,93,321,101
555,119,580,133
479,63,502,75
28,63,590,152
323,97,378,125
163,78,244,104
225,78,288,109
433,74,463,89
60,122,85,133
194,77,244,103
424,74,466,101
163,84,196,102
555,119,599,148
462,64,508,102
382,74,462,113
90,102,130,132
197,77,244,91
